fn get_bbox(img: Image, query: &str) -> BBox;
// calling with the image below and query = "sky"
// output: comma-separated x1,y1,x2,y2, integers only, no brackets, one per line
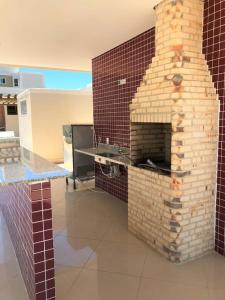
20,68,92,90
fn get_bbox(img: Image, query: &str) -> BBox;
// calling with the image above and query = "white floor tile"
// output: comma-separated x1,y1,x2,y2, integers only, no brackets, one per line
202,253,225,290
56,266,82,299
66,269,140,300
85,240,148,276
137,277,210,300
0,218,28,299
142,249,208,287
102,222,146,246
54,234,100,268
0,274,29,300
1,178,225,300
208,288,225,300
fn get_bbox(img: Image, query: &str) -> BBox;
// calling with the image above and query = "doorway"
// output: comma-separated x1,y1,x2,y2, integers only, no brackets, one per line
0,105,5,131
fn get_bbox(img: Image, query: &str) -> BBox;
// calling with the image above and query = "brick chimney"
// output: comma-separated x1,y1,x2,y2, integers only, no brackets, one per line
128,0,219,262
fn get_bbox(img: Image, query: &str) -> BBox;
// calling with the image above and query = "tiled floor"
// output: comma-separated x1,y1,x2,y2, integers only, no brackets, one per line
0,212,29,300
52,178,225,300
1,178,225,300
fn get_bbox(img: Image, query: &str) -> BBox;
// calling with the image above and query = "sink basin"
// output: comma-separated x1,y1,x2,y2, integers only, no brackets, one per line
97,152,118,158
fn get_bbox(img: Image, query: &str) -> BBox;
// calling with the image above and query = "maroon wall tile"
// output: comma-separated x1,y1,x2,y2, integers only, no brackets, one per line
0,182,55,300
203,0,225,257
92,28,155,202
95,163,128,201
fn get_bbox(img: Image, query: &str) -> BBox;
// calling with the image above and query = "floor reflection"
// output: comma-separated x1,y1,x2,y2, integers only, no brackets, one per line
52,178,225,300
0,213,29,300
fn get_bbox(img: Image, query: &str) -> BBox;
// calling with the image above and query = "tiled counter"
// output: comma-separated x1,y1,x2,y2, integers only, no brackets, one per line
0,147,69,300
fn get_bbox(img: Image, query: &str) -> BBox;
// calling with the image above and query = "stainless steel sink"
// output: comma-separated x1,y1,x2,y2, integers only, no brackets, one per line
96,152,118,158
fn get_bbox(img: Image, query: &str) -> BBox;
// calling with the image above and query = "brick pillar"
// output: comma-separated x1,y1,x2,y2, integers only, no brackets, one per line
129,0,219,262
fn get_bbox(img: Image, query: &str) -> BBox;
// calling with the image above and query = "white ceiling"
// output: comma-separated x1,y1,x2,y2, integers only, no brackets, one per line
0,0,158,72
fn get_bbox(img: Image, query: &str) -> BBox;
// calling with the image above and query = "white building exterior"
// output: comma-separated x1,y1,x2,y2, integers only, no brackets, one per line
17,88,93,162
0,67,45,136
0,67,45,96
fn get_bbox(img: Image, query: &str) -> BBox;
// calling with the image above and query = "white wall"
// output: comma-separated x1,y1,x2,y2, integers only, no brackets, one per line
0,67,19,75
0,69,45,96
18,89,93,162
4,106,19,136
20,73,45,89
17,93,33,150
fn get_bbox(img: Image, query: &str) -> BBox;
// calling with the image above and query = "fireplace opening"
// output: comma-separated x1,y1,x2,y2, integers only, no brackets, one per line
131,123,172,174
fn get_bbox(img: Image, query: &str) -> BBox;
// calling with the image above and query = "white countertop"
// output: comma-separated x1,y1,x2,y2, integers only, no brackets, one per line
0,131,15,138
0,147,69,186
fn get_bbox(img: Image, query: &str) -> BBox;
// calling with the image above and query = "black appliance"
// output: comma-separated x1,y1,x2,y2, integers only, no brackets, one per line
63,124,94,189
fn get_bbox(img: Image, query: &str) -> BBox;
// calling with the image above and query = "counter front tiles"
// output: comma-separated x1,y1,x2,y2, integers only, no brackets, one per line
0,147,69,300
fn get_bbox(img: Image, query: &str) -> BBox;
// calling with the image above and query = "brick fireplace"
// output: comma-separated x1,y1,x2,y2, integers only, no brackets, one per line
128,0,219,262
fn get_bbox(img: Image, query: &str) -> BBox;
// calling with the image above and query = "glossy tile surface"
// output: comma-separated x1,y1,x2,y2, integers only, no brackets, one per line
203,0,225,257
138,278,210,300
1,178,225,299
0,213,29,300
52,178,225,300
66,269,140,300
93,27,156,202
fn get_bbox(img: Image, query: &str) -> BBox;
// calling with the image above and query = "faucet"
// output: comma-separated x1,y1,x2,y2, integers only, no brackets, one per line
113,144,123,154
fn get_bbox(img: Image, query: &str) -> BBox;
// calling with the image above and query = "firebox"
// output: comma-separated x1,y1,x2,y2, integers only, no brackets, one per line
131,122,172,174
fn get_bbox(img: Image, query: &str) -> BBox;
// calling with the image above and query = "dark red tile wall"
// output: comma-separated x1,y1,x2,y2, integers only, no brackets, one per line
92,28,155,202
95,163,128,201
203,0,225,257
0,181,55,300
